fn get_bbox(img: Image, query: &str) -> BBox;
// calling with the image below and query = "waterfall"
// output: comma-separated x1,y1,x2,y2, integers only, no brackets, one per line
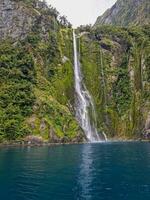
73,30,101,142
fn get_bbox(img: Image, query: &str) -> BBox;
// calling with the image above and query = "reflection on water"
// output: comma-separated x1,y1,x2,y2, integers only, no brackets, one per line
77,144,94,200
0,143,150,200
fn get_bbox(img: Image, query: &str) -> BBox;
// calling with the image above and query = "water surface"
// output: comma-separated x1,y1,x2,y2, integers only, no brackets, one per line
0,142,150,200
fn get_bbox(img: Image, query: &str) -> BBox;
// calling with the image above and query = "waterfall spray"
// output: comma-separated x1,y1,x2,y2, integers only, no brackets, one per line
73,30,105,142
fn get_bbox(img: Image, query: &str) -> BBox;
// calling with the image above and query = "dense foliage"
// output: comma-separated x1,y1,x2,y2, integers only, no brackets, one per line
1,0,150,142
0,42,35,140
79,25,150,138
0,0,82,142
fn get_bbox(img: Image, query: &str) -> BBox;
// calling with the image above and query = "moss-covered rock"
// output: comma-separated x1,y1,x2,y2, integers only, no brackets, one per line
0,0,84,143
0,0,149,142
78,25,150,139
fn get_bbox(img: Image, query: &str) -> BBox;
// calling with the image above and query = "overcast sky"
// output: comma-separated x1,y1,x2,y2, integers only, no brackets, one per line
46,0,117,27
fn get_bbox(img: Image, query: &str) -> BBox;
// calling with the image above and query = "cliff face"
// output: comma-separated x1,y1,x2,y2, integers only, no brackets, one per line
0,0,149,142
0,0,84,143
79,25,150,139
1,0,37,39
92,0,150,139
95,0,150,26
0,0,59,40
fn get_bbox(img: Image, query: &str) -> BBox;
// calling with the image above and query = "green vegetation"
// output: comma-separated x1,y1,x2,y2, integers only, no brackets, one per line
0,0,149,142
0,42,35,141
0,27,82,142
0,0,82,143
79,25,150,138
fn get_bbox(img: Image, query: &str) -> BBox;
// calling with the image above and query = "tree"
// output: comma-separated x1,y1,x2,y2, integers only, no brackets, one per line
59,15,72,28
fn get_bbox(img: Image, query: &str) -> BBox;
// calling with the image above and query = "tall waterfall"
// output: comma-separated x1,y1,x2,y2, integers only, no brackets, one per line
73,30,101,142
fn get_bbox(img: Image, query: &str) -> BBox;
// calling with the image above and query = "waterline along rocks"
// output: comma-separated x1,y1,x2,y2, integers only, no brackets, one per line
0,0,150,143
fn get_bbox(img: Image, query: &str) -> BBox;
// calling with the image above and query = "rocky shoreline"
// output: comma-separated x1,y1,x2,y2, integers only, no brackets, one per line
0,137,149,148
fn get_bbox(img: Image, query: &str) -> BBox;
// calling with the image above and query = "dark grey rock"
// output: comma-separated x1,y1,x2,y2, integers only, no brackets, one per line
0,0,57,41
95,0,150,26
49,127,61,143
25,135,44,144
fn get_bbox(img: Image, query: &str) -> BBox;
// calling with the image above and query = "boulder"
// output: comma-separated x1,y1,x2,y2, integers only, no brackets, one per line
49,127,61,143
25,135,44,145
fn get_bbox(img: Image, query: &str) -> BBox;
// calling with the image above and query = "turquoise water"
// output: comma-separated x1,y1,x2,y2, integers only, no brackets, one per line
0,142,150,200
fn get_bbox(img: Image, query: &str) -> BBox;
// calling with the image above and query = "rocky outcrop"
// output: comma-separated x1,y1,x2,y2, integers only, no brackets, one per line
95,0,150,26
0,0,36,39
0,0,57,41
0,0,149,142
143,112,150,139
49,127,61,143
79,25,150,139
0,0,85,143
25,135,44,145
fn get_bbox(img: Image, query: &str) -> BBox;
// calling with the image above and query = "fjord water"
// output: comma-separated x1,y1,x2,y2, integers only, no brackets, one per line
0,142,150,200
73,30,101,142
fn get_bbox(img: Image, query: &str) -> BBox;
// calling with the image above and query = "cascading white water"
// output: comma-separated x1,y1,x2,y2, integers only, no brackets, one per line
73,30,101,142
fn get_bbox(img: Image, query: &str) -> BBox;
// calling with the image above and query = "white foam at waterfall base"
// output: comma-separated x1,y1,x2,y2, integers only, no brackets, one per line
73,30,107,142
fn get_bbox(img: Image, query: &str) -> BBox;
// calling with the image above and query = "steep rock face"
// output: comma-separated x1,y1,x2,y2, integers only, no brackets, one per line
79,26,150,139
0,0,57,40
0,0,149,142
143,112,150,139
0,0,36,39
95,0,150,26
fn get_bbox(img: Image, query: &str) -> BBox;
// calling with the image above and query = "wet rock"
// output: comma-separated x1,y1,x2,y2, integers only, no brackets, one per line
25,135,44,145
49,127,61,143
143,112,150,139
145,112,150,130
71,133,85,143
143,129,150,139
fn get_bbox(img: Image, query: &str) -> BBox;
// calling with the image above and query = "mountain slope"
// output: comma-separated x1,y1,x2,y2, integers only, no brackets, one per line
0,0,84,143
95,0,150,26
78,25,150,139
0,0,150,142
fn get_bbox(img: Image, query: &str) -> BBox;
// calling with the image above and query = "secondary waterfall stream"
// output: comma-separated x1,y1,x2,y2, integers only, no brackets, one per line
73,30,103,142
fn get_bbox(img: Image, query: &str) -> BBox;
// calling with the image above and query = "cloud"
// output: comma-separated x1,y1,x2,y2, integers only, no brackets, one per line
46,0,116,27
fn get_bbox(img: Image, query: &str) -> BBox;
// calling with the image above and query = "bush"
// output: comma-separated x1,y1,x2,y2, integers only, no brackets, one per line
0,41,36,140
